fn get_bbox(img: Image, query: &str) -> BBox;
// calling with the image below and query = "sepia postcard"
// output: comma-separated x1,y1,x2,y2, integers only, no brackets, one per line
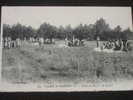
0,6,133,92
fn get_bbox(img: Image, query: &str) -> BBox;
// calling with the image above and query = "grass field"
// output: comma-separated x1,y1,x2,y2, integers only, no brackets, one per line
2,40,133,84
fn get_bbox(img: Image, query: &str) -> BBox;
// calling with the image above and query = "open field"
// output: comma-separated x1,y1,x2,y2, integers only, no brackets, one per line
2,40,133,84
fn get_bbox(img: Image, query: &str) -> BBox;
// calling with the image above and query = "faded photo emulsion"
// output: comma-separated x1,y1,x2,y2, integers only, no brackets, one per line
0,6,133,91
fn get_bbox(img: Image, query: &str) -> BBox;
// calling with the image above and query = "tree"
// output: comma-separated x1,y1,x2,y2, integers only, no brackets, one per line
122,28,133,40
65,25,73,40
10,23,24,40
121,28,133,51
37,23,56,42
25,26,37,39
113,25,122,39
10,23,36,40
93,18,111,40
3,24,11,38
84,24,95,40
3,19,133,45
56,25,66,39
73,24,88,41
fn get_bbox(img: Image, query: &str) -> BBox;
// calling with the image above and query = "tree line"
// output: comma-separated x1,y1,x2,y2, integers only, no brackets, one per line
3,18,133,41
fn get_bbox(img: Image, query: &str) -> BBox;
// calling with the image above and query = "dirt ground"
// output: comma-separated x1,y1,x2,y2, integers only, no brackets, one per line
2,40,133,84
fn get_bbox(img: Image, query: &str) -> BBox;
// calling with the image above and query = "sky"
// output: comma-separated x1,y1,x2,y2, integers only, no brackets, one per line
1,6,133,30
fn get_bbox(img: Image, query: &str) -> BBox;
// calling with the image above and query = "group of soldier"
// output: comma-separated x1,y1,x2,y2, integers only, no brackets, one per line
2,36,132,52
2,37,56,49
3,37,21,49
65,37,85,47
97,38,132,52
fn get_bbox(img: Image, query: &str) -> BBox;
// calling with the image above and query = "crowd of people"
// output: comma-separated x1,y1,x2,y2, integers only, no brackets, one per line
2,36,133,52
96,38,133,52
3,37,21,49
2,37,56,49
65,37,85,47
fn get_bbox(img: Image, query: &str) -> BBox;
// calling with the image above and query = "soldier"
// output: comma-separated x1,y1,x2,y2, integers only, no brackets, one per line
4,37,8,48
65,37,68,45
96,36,100,48
122,39,127,51
7,37,12,48
16,38,21,48
39,37,44,46
126,40,133,51
51,38,55,44
45,38,49,44
74,38,78,46
114,39,122,51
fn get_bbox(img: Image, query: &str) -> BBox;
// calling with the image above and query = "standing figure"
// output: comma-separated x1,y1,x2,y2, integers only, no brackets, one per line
39,37,44,47
7,37,11,48
4,37,8,48
96,36,100,48
65,37,68,45
16,38,21,48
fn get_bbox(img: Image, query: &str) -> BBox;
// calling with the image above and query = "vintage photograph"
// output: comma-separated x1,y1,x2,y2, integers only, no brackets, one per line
1,7,133,91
